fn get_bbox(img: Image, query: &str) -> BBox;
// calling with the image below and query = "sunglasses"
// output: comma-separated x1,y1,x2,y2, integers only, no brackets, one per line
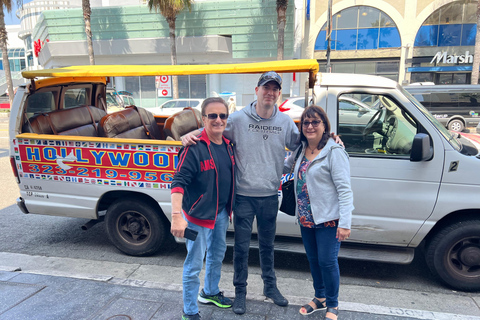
204,113,228,120
302,120,323,127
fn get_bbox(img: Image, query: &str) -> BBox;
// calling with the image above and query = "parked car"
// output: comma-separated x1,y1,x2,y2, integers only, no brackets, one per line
279,96,376,126
106,91,124,114
404,85,480,132
116,91,136,107
150,98,204,116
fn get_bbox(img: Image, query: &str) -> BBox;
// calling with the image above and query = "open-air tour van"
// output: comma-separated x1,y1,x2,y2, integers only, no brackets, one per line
9,60,480,291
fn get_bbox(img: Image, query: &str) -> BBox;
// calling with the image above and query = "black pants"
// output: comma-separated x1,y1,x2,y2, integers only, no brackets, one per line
233,195,278,294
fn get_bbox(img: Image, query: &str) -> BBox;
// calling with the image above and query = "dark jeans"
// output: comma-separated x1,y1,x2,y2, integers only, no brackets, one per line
300,225,341,308
233,195,278,294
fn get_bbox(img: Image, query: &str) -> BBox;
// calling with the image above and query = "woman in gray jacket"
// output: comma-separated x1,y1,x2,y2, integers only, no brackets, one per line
284,105,354,319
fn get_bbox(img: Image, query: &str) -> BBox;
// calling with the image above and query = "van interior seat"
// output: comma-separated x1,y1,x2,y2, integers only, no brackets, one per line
98,106,162,139
23,105,106,136
163,107,204,141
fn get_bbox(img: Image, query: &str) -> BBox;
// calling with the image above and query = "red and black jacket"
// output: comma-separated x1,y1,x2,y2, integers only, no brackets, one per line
171,130,235,229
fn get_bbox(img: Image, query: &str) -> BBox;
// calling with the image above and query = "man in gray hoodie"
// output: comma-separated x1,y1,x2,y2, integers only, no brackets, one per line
182,71,300,314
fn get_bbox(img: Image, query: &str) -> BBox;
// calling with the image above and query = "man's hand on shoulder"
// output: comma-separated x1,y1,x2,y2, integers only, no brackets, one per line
181,131,201,146
330,132,345,148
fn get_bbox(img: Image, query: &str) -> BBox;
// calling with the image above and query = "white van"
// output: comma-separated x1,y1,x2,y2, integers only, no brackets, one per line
9,61,480,291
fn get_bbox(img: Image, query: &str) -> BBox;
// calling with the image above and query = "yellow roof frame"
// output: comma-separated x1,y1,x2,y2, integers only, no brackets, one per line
23,59,320,88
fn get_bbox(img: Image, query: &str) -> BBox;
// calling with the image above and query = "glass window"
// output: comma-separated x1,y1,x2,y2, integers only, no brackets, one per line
414,25,439,46
338,93,417,157
410,73,433,83
357,28,378,49
178,74,206,99
26,92,56,116
356,61,376,74
379,27,401,48
380,12,395,28
316,6,400,52
358,7,380,28
461,24,476,46
438,24,462,46
333,63,355,73
336,29,357,50
464,2,477,23
440,2,463,24
162,101,177,109
452,73,467,84
140,76,155,101
424,11,440,25
336,7,358,29
64,88,87,109
315,30,327,50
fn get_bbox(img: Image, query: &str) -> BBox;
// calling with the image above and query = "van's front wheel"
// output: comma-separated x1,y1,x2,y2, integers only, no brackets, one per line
105,199,166,256
425,220,480,291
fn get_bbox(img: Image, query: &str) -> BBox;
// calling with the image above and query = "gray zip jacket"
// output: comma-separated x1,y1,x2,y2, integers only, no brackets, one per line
224,101,300,197
284,138,354,229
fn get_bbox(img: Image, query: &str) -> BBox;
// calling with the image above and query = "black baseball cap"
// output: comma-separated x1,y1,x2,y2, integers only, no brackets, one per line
257,71,282,89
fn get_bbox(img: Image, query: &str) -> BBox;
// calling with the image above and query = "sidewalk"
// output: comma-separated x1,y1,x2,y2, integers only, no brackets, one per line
0,270,438,320
1,255,480,320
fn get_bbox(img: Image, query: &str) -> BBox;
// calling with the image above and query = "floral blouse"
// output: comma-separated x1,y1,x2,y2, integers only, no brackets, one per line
296,155,338,229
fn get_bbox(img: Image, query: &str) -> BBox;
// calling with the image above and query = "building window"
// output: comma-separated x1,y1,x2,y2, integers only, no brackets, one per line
414,0,477,47
315,6,401,51
319,60,399,81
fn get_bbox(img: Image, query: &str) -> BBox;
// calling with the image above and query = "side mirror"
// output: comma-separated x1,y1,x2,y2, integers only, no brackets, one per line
410,133,433,162
358,107,369,113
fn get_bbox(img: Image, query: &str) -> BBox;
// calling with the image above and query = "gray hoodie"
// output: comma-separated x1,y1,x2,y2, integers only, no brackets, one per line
223,101,300,197
284,138,354,229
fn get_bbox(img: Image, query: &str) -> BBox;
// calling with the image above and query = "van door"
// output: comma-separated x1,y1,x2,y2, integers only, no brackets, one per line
330,91,444,245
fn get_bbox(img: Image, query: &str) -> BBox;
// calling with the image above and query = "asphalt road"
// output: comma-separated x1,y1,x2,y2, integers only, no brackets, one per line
1,115,479,319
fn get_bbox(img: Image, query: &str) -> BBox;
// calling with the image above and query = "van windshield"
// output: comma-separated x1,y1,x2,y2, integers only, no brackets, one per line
401,87,461,151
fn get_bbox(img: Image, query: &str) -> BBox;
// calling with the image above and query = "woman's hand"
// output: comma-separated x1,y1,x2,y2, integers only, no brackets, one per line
171,214,188,238
336,227,350,242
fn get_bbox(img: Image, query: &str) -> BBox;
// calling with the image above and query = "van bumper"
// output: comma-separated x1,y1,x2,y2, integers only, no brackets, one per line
16,197,29,214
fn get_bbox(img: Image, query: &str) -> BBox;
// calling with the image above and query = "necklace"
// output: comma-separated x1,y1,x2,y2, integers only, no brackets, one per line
307,145,317,154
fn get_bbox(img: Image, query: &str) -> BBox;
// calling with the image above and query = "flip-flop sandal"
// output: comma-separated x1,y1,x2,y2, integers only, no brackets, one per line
325,307,339,320
299,297,326,316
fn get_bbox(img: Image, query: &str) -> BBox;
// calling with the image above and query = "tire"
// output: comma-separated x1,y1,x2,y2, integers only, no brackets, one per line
425,220,480,291
447,119,464,132
105,199,166,256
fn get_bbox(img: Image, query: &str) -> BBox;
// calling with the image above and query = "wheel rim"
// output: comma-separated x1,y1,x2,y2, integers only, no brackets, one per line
450,121,462,131
446,236,480,279
115,210,151,245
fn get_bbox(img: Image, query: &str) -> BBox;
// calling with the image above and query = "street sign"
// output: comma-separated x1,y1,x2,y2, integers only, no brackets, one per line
156,75,172,98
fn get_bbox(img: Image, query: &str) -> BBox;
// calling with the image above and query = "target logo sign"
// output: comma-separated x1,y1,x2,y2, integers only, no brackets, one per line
156,75,172,97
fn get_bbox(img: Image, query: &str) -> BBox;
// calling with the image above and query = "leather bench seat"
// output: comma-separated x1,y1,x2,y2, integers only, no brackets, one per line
163,107,204,141
98,106,162,139
23,105,106,136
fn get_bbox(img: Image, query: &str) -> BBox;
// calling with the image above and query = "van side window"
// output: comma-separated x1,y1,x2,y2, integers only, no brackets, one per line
338,93,418,157
26,92,56,116
64,88,87,109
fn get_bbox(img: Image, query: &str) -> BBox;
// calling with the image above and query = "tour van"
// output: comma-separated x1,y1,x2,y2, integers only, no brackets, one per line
404,84,480,132
9,60,480,292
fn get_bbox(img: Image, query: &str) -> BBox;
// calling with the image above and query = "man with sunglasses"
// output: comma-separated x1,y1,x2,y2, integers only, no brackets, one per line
182,71,298,314
171,97,236,320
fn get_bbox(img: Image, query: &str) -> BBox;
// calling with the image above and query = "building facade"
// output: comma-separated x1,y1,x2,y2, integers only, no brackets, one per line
9,0,480,107
308,0,479,85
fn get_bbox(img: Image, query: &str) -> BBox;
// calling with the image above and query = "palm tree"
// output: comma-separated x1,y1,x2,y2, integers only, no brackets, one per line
0,0,21,106
276,0,288,61
472,0,480,84
83,0,95,65
148,0,192,99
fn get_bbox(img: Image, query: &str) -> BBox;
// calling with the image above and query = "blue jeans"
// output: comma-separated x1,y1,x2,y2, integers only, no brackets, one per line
300,225,341,308
182,208,229,316
233,195,278,294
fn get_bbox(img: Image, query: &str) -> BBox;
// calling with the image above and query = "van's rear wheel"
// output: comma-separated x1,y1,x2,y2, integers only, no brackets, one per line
447,119,464,132
425,220,480,291
105,199,166,256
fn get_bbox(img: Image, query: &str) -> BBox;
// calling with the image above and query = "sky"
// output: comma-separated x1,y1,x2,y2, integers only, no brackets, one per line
4,0,33,25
